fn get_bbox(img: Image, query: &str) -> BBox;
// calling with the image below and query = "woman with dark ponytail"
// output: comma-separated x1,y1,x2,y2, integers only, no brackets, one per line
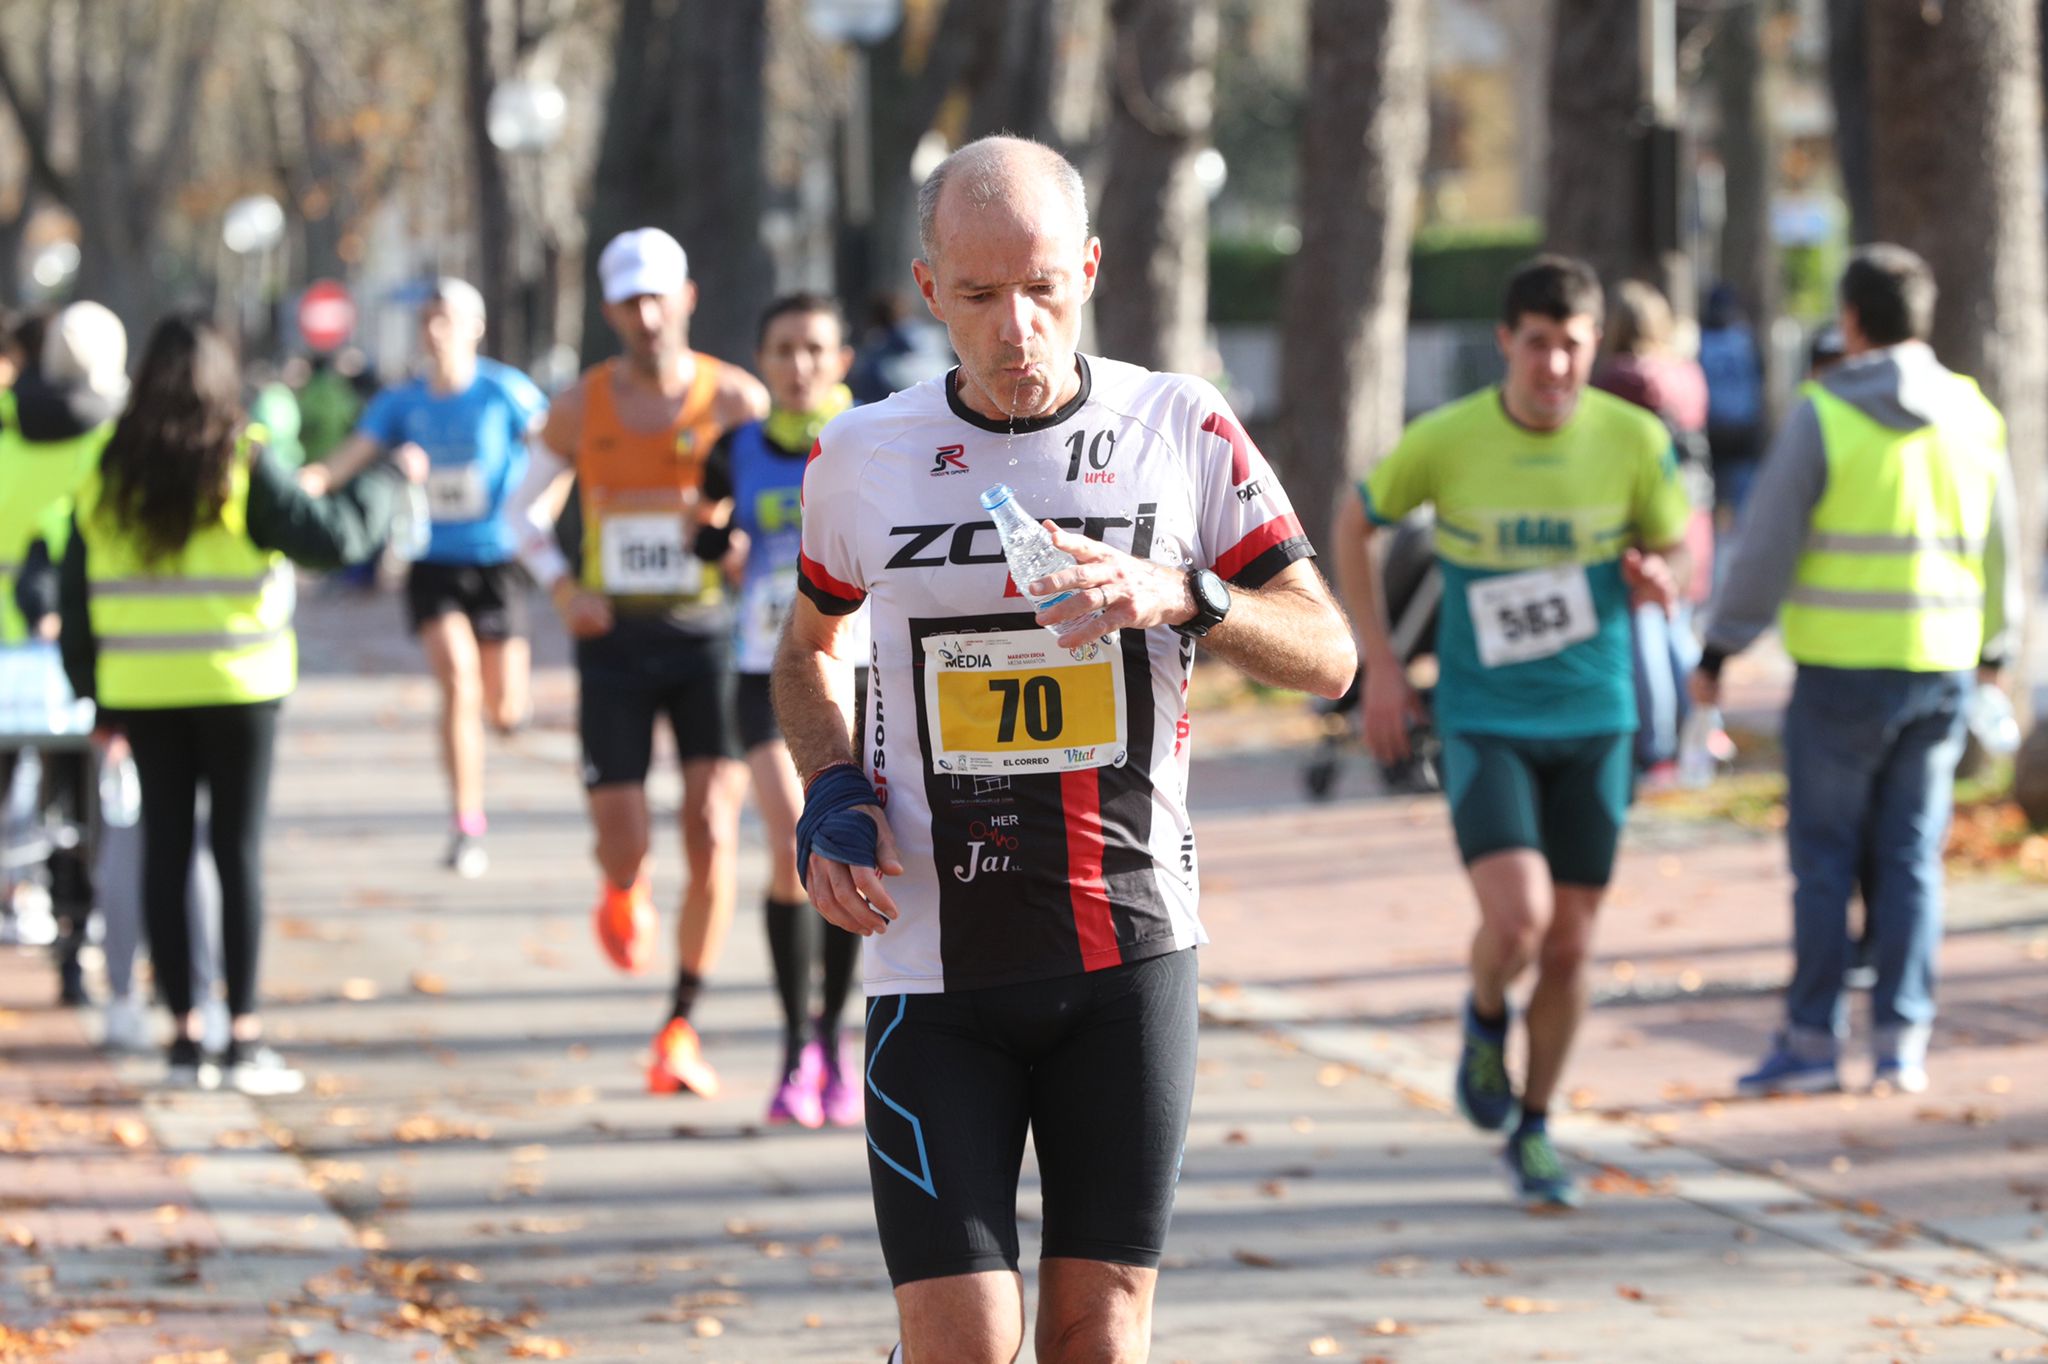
60,314,422,1091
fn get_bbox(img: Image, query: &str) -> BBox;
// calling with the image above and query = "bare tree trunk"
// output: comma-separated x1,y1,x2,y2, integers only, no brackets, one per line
1710,1,1781,417
584,0,771,366
1870,0,2048,780
1092,0,1218,375
1277,0,1427,517
1546,0,1683,308
1826,0,1875,244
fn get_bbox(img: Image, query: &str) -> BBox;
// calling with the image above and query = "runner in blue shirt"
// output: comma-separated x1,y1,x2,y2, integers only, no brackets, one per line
306,280,546,877
701,293,867,1129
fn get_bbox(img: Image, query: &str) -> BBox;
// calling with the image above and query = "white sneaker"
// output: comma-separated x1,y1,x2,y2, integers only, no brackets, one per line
445,831,488,879
102,996,154,1053
222,1042,305,1097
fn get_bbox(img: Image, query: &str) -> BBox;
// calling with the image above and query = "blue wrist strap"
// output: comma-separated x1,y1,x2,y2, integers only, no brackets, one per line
796,764,882,890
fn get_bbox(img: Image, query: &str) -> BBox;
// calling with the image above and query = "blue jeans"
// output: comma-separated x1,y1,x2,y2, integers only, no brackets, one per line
1780,665,1969,1064
1631,602,1698,770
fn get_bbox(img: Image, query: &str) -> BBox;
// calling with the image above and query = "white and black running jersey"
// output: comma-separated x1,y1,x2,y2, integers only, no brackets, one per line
798,355,1314,996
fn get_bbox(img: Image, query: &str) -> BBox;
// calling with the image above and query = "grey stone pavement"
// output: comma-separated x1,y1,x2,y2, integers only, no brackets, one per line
3,585,2047,1362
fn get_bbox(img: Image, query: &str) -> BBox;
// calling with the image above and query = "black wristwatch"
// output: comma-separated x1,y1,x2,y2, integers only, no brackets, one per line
1173,567,1231,639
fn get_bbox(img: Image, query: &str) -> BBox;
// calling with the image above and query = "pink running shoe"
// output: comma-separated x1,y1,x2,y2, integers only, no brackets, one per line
767,1042,826,1129
819,1038,863,1128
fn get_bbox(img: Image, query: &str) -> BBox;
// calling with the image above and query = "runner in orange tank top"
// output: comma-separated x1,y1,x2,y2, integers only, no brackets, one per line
509,228,767,1099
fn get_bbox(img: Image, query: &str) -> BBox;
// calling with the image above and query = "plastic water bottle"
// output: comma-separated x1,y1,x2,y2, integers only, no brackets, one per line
980,485,1116,646
1676,705,1721,789
1965,682,2021,756
390,481,432,562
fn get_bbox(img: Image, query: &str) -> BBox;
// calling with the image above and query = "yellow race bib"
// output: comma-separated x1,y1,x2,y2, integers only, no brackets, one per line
920,629,1127,774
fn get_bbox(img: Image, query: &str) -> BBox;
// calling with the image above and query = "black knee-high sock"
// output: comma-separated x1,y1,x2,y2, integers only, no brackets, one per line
816,920,859,1054
763,897,811,1071
668,969,704,1025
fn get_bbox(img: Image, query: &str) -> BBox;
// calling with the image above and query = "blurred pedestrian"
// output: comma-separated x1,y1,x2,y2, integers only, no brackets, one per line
0,302,127,1002
59,314,421,1092
1693,245,2020,1096
303,279,546,878
1339,255,1690,1207
846,292,922,405
1592,280,1714,782
1697,282,1767,520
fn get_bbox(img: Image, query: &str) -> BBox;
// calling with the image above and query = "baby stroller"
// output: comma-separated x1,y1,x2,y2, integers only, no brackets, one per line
1304,509,1442,799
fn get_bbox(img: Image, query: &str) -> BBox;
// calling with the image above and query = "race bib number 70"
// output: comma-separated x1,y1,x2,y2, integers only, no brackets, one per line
920,629,1127,774
1467,563,1598,668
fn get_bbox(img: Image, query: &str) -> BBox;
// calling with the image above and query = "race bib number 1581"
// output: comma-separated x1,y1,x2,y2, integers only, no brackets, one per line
920,630,1127,774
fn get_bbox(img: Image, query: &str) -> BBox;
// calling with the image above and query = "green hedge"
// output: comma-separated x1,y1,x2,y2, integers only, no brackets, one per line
1208,220,1546,326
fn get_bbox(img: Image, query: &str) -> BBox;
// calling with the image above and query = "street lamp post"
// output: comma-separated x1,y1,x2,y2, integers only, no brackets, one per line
222,194,286,358
807,0,903,309
486,75,568,370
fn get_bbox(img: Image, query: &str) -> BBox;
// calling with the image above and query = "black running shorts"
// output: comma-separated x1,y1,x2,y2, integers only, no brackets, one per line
863,947,1199,1287
404,559,530,641
575,618,740,786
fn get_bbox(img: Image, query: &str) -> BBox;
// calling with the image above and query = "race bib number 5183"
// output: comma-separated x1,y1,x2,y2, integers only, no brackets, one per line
920,630,1127,774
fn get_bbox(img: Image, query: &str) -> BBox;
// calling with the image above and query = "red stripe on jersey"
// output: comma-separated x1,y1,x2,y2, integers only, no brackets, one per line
1214,512,1305,583
798,550,864,603
1059,770,1125,971
1200,410,1255,486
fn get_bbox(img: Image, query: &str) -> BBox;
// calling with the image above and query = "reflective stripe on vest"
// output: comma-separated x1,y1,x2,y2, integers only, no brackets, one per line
77,442,297,709
0,388,111,644
1779,379,2002,672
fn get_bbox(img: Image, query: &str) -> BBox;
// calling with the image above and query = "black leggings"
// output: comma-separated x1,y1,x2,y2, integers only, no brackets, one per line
122,702,280,1019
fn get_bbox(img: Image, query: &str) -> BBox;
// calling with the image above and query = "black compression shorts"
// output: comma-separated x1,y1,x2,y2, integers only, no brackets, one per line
575,620,740,786
862,947,1199,1286
404,559,530,641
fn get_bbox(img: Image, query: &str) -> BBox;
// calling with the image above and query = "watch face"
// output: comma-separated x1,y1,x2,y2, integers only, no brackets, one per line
1195,570,1229,615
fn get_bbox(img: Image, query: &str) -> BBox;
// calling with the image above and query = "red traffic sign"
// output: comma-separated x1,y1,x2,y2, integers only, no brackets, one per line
297,280,356,353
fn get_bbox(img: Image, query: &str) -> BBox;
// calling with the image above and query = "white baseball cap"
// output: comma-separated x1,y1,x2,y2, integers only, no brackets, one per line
598,228,688,304
43,301,128,406
426,276,486,321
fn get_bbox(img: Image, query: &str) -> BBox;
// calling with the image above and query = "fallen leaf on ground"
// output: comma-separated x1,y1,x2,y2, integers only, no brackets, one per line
1366,1318,1415,1336
339,978,379,1002
1486,1296,1561,1314
1308,1338,1340,1357
1458,1258,1508,1277
410,972,448,996
1232,1249,1281,1268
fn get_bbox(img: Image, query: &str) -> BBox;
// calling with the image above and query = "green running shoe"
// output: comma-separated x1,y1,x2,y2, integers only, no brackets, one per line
1504,1126,1579,1208
1454,997,1518,1131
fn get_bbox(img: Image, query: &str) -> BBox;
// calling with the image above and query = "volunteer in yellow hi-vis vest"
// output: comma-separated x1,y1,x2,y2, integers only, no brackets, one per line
0,302,127,1011
508,227,768,1103
1695,245,2022,1098
58,315,420,1095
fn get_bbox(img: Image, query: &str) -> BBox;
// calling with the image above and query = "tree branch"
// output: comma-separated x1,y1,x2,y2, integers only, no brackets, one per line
139,0,227,218
0,36,74,204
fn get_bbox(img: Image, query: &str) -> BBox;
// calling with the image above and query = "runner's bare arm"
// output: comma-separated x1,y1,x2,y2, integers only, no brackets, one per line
295,432,382,496
1333,494,1425,764
1034,528,1354,698
773,595,901,934
715,367,771,429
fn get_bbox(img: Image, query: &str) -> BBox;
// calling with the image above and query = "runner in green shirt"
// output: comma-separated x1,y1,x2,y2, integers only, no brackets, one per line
1334,255,1690,1208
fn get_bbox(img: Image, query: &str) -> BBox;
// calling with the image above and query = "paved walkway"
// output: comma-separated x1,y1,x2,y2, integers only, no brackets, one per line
2,587,2046,1362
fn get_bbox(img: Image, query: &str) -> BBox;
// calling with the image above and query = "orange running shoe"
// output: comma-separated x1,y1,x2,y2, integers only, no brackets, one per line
593,878,656,974
646,1018,721,1098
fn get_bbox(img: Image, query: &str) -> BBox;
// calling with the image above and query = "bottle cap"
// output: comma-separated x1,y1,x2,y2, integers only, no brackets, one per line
978,485,1013,511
